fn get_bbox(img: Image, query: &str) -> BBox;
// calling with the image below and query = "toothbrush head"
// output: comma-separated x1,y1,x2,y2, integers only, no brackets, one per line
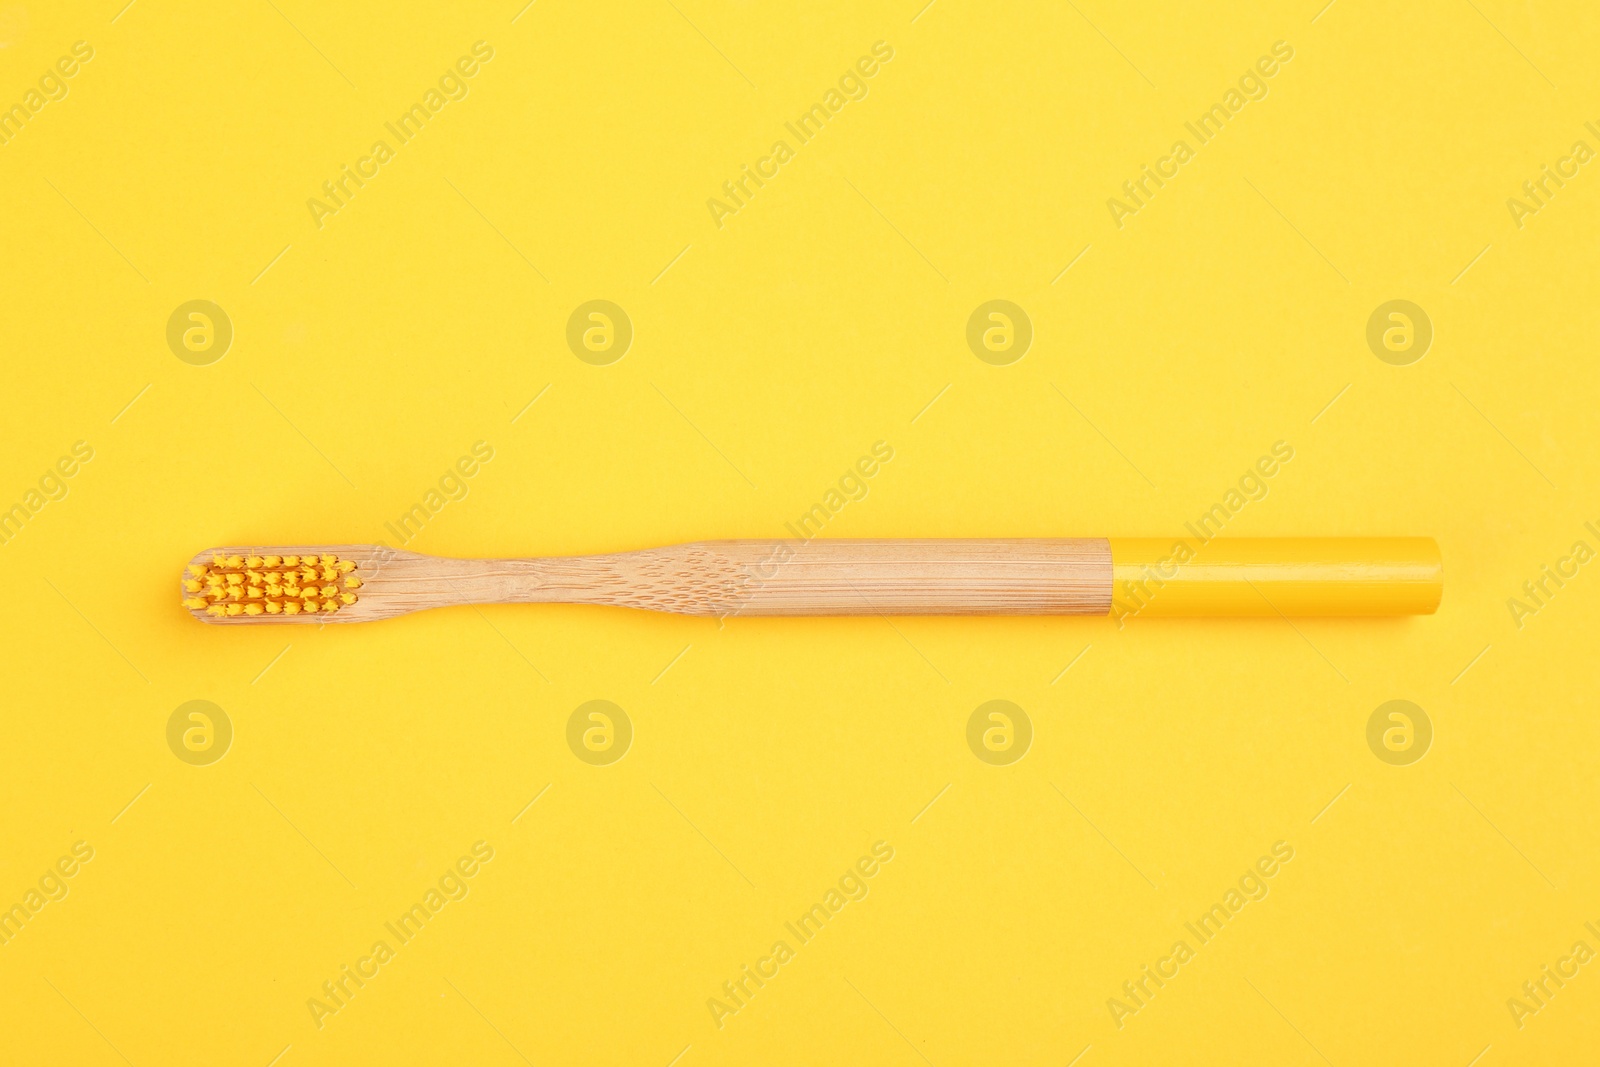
180,546,375,624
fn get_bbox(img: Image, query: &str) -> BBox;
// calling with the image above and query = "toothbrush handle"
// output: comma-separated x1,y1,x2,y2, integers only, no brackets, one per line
525,536,1443,617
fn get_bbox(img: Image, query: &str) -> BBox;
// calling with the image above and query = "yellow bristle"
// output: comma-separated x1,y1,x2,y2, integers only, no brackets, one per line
184,550,361,617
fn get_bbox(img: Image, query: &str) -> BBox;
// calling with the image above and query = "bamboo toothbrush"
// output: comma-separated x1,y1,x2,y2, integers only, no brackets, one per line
180,538,1441,625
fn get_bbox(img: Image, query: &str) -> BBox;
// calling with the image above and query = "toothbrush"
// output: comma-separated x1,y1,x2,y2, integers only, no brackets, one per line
179,538,1441,625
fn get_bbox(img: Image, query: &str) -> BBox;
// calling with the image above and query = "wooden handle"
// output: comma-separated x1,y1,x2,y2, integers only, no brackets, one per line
526,538,1113,616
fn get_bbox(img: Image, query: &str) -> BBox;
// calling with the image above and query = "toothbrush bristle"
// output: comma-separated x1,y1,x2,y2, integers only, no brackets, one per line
182,550,363,622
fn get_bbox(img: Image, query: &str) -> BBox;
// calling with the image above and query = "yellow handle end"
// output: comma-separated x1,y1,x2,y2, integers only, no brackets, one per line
1108,538,1442,619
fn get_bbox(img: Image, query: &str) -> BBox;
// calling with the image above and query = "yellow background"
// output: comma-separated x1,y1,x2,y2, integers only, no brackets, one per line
2,0,1598,1063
